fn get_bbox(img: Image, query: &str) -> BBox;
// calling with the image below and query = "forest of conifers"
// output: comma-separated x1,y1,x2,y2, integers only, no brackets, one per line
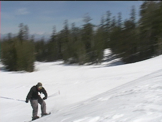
1,1,162,72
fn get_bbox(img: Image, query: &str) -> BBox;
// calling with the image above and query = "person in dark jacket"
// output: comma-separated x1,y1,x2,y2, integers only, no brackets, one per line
26,82,48,120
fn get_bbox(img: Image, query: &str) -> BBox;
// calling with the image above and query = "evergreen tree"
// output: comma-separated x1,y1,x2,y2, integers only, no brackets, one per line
61,20,71,63
24,25,29,40
35,37,47,61
117,12,122,28
111,16,117,29
105,11,111,47
76,36,86,65
82,13,94,63
130,5,136,26
139,1,161,60
18,23,24,42
1,37,17,71
93,27,105,64
46,26,59,61
1,24,35,72
15,39,35,72
157,2,162,55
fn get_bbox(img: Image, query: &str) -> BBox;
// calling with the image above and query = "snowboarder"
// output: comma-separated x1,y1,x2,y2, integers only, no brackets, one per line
25,82,49,120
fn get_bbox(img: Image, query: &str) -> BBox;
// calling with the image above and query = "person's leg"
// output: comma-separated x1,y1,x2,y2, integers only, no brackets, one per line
38,98,47,115
30,100,39,119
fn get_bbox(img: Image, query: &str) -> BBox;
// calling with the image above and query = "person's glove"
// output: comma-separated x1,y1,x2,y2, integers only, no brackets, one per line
25,99,28,103
43,97,47,100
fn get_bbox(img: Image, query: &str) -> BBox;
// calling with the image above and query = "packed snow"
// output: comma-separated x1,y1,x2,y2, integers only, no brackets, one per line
0,54,162,122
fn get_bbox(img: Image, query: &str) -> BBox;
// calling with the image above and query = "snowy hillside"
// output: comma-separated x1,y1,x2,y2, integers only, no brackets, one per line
0,55,162,122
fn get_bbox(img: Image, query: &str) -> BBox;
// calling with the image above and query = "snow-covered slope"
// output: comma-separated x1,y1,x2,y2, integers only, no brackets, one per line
0,55,162,122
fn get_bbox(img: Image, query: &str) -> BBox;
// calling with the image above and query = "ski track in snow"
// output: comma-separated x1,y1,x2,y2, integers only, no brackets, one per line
0,54,162,122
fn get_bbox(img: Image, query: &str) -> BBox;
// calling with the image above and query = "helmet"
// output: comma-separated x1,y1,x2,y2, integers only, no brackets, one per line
37,82,43,90
37,82,42,86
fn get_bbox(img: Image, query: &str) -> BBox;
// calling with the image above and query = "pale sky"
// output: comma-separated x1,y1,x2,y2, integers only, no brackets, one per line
1,1,143,36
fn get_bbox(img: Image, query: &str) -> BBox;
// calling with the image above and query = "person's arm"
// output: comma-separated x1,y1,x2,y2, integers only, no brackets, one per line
42,88,48,100
26,87,34,103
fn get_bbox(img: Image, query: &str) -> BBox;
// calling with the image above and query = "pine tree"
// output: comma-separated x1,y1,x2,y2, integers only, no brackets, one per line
18,23,24,42
158,2,162,54
93,27,105,64
24,25,29,40
105,11,111,47
46,26,59,61
1,24,35,72
130,5,136,27
82,13,94,63
62,20,71,63
15,39,35,72
76,36,86,65
1,37,17,71
117,12,122,28
139,1,161,60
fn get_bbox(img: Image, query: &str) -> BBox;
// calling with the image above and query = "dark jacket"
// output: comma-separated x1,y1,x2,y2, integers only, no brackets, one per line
26,85,48,101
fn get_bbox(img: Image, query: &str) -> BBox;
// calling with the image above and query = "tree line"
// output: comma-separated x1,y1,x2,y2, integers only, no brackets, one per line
1,1,162,72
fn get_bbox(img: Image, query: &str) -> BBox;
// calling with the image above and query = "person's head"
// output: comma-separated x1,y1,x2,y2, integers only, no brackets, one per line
37,82,43,90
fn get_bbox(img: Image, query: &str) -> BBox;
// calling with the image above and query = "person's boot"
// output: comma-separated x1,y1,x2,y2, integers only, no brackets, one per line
41,113,50,117
32,116,39,120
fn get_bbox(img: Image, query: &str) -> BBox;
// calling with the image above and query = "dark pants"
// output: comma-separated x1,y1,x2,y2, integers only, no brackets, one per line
30,97,46,118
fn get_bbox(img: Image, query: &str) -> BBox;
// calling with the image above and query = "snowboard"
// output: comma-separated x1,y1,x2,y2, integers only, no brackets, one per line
25,112,51,122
